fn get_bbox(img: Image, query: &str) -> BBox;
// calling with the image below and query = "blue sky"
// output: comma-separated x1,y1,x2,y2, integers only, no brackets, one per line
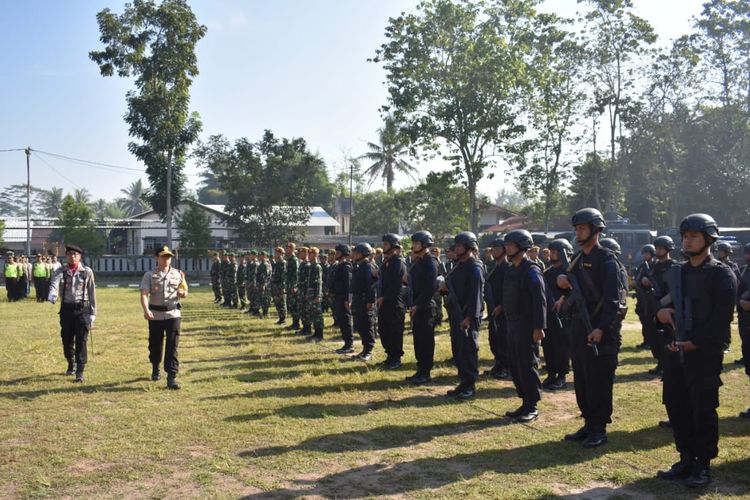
0,0,706,202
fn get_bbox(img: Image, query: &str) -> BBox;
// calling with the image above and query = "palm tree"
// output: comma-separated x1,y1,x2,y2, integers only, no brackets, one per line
118,179,151,216
358,116,417,192
38,187,64,218
74,188,92,205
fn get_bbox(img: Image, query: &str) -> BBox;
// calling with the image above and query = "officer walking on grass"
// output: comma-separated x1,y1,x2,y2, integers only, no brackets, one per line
140,245,188,390
48,244,97,383
502,230,546,423
655,214,736,488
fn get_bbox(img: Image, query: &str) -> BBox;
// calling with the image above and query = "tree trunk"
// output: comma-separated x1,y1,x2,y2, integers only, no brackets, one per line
468,179,478,235
166,149,173,247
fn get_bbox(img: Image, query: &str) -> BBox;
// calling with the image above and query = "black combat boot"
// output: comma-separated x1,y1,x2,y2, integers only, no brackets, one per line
166,373,181,390
151,364,161,381
308,325,323,343
65,358,75,376
287,318,300,330
74,367,85,383
657,454,693,480
684,461,711,488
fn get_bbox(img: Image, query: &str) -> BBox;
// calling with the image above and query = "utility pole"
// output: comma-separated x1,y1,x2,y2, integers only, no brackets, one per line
25,147,31,255
348,160,353,246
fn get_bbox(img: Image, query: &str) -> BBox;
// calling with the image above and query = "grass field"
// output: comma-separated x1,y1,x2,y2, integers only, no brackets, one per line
1,287,749,499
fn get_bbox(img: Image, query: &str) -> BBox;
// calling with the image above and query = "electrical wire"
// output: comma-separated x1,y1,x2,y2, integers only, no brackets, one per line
0,148,26,153
31,152,80,189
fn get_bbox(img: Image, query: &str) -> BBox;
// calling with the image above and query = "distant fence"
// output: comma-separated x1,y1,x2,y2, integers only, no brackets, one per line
1,256,213,279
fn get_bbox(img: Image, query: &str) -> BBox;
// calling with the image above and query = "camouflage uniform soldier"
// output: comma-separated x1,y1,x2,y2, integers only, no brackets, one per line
236,252,247,309
220,252,231,307
306,247,325,342
255,251,272,318
271,247,287,324
245,251,258,315
322,251,335,316
296,247,311,335
225,253,239,308
210,253,222,303
285,243,300,330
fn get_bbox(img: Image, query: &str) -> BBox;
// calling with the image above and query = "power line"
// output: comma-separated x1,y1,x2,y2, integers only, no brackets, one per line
0,148,25,153
32,149,144,173
32,152,80,189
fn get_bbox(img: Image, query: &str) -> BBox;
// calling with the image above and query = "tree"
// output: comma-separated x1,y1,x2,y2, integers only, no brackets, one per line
56,195,106,256
74,188,92,206
373,0,535,233
90,0,206,245
579,0,656,211
358,116,417,192
350,190,410,236
516,15,586,232
412,171,470,237
175,202,212,256
193,131,333,246
38,187,64,218
196,169,226,205
118,179,151,216
0,184,46,217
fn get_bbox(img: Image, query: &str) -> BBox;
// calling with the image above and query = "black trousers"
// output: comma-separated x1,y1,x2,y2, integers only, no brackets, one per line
507,319,542,408
571,346,617,432
412,302,436,375
148,318,181,374
542,316,569,378
34,277,46,301
451,318,480,388
5,277,18,301
60,308,89,367
663,351,721,464
740,315,750,377
488,314,509,371
352,301,376,353
333,295,353,345
378,302,405,361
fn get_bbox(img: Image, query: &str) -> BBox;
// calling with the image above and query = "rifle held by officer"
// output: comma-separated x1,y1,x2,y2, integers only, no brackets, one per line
560,251,599,356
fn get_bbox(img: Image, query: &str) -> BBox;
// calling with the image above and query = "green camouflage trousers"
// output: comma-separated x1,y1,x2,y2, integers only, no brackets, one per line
272,284,286,318
287,287,299,320
305,295,324,329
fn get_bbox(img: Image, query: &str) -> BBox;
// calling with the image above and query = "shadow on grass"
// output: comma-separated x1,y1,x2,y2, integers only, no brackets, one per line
239,426,676,499
0,377,149,400
0,373,61,386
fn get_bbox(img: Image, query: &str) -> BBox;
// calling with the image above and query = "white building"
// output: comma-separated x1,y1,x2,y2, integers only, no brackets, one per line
125,200,339,254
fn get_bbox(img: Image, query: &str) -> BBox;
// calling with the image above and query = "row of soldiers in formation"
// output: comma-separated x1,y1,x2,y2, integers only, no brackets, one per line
3,252,60,302
207,209,746,489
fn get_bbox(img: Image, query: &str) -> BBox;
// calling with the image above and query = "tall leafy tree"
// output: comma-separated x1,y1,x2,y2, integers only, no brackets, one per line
358,116,416,192
56,195,106,256
516,15,586,232
373,0,536,232
73,188,92,206
118,179,151,216
90,0,206,245
193,131,333,246
412,171,470,237
175,202,212,256
580,0,656,211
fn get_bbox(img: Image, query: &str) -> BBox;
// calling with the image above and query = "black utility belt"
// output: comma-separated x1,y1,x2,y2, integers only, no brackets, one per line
149,303,181,312
61,301,89,311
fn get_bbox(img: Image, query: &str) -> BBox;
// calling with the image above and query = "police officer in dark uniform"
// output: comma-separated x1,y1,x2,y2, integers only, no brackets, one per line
641,236,678,376
48,244,97,382
634,244,656,350
656,214,736,488
543,239,573,390
406,231,438,385
558,208,624,448
351,243,377,361
484,238,510,379
444,232,484,400
716,241,741,353
377,234,407,370
738,243,750,416
332,244,355,354
502,230,546,422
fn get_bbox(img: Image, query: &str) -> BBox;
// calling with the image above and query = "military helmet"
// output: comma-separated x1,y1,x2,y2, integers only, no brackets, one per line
641,244,656,255
653,235,675,251
490,238,505,248
679,213,719,240
503,229,534,250
600,238,621,255
411,230,434,247
334,243,351,256
454,231,478,250
716,241,732,254
572,208,606,230
548,238,573,255
382,233,401,248
353,242,373,257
